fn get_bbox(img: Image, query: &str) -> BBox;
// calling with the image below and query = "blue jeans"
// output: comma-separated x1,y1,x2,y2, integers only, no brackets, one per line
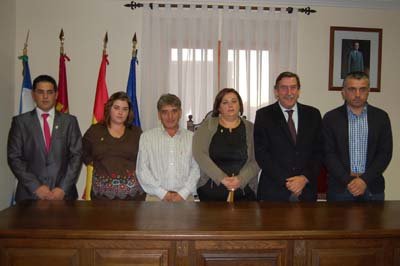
327,189,384,202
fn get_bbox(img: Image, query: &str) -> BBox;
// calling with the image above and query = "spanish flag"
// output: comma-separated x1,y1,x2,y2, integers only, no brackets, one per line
82,53,109,200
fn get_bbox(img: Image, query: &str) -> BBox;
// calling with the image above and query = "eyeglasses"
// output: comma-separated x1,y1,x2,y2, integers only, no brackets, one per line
34,89,56,96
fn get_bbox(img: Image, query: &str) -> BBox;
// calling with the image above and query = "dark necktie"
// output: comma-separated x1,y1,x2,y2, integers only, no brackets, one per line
42,113,51,152
286,110,296,144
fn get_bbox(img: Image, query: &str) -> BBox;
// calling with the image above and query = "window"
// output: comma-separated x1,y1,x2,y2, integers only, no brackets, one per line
141,6,297,130
227,49,270,120
170,48,215,123
170,48,270,122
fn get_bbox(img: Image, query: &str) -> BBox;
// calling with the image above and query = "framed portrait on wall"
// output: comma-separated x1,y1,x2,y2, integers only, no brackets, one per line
329,26,382,92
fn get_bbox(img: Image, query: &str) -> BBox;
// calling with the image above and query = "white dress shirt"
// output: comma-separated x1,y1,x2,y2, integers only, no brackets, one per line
136,126,200,200
278,102,298,132
36,107,55,142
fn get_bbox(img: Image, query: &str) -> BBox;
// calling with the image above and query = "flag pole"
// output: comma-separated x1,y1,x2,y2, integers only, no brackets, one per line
56,28,70,113
103,32,108,55
126,33,141,127
12,30,32,205
19,30,30,69
83,32,110,200
59,28,64,55
23,30,29,56
132,33,137,58
18,30,34,113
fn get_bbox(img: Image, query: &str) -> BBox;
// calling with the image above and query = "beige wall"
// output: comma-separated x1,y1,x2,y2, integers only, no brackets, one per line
0,0,16,210
297,7,400,199
11,0,144,205
0,1,399,208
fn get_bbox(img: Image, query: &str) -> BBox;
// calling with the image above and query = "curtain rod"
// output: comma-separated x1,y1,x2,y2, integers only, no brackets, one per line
124,1,317,15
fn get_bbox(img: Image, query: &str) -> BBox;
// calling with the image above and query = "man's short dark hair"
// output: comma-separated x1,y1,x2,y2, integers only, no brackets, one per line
157,93,181,111
274,71,301,89
32,75,58,92
343,71,370,88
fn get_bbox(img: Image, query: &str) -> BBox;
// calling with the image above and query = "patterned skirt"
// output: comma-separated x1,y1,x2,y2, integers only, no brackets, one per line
92,170,145,200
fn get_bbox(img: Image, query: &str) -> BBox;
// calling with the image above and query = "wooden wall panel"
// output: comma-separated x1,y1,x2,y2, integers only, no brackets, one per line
194,240,288,266
94,249,168,266
3,248,79,266
306,239,386,266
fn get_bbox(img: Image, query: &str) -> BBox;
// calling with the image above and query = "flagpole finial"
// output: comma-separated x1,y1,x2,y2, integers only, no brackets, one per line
103,32,108,55
132,33,137,57
59,28,65,55
22,30,30,56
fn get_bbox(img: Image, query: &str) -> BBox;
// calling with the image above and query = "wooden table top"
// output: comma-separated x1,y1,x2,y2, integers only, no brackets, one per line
1,200,400,240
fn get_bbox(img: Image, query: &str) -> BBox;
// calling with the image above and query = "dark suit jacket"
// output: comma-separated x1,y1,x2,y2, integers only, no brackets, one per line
322,103,392,194
254,102,322,201
7,109,83,202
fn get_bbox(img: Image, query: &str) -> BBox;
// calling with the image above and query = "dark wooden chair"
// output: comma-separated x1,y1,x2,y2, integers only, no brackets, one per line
187,111,213,132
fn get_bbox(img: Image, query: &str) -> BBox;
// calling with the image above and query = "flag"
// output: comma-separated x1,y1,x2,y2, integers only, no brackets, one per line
92,54,109,124
18,55,35,114
126,56,141,127
82,54,109,200
56,54,70,113
11,55,34,206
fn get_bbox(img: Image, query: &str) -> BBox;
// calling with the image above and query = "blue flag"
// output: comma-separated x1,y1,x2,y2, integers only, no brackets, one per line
19,55,34,114
126,56,141,127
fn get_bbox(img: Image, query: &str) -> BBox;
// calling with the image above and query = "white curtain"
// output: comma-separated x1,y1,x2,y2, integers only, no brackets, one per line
140,5,297,129
220,8,298,120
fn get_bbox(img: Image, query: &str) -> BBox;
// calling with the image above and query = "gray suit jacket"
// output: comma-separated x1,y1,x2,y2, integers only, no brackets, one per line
7,109,82,202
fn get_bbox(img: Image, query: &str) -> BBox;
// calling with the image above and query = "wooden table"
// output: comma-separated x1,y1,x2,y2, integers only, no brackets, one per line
1,200,400,266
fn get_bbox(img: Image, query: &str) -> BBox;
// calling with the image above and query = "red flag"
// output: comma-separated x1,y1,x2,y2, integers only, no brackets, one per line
82,53,109,200
56,54,70,113
92,54,109,123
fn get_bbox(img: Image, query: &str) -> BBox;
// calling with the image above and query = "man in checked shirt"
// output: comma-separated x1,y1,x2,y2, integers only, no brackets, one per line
323,71,392,202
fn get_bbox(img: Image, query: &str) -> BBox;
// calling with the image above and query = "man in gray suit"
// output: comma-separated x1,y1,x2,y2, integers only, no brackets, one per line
348,42,364,73
8,75,82,202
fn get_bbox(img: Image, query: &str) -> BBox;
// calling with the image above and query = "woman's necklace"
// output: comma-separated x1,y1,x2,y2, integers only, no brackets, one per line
219,117,241,133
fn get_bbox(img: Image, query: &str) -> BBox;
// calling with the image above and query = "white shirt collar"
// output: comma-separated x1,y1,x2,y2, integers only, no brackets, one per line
160,125,181,137
36,107,55,117
278,102,298,113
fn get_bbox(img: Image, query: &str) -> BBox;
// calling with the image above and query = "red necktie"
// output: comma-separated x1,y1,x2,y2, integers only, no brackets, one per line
41,113,51,152
286,110,296,144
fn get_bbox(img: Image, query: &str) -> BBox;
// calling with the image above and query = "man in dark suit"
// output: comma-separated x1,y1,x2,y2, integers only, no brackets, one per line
254,71,322,201
8,75,82,202
323,72,392,201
